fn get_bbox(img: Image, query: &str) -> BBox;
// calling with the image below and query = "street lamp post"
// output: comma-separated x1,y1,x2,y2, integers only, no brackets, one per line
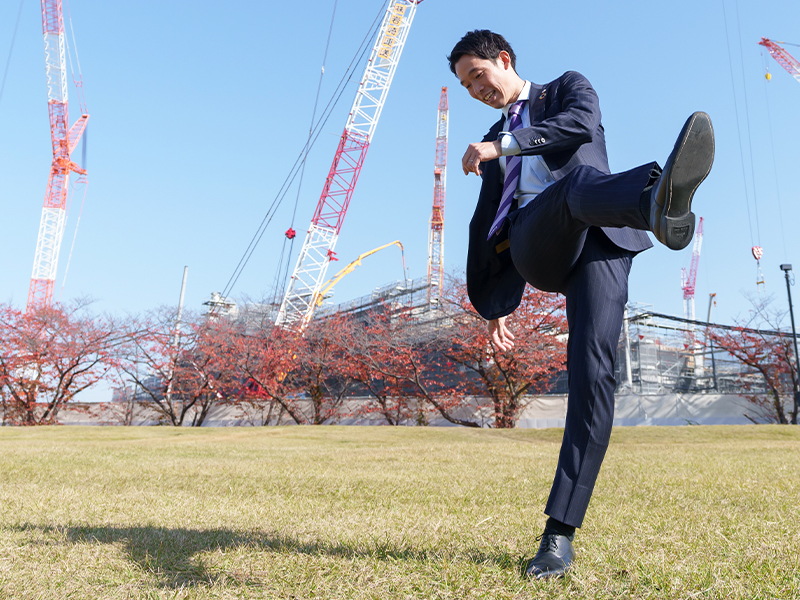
780,264,800,424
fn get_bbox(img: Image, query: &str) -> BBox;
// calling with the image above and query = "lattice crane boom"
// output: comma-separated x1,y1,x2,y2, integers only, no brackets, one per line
27,0,89,311
759,37,800,84
275,0,422,329
681,216,704,322
427,87,448,305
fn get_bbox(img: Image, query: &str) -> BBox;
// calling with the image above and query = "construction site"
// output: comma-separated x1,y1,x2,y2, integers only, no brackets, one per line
4,0,800,427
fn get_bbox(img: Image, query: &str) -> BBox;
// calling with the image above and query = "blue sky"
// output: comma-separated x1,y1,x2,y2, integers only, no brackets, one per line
1,0,799,327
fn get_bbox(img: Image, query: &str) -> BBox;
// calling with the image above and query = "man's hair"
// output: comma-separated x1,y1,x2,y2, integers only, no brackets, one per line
447,30,517,75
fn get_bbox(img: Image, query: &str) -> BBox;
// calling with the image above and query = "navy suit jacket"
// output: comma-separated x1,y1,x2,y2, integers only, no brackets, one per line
466,71,652,319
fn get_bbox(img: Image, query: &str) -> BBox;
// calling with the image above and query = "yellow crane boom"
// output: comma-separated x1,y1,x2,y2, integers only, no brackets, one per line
313,241,406,307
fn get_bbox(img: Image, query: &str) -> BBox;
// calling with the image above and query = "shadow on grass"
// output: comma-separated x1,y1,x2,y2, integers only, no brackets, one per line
9,523,524,590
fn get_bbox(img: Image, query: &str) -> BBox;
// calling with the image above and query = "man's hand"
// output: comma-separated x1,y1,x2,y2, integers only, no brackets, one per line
488,316,515,352
462,140,502,176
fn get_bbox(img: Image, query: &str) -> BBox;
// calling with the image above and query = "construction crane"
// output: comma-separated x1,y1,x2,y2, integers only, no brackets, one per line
275,0,423,330
27,0,89,311
755,36,797,292
681,216,704,323
759,38,800,84
427,87,448,306
680,217,704,379
315,241,406,307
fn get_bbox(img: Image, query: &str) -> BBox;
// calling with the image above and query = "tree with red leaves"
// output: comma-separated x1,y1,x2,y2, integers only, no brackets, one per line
292,313,358,424
116,308,240,426
343,278,567,428
710,301,799,424
232,319,304,425
345,309,428,426
0,301,120,425
440,280,568,428
337,307,464,426
233,310,357,425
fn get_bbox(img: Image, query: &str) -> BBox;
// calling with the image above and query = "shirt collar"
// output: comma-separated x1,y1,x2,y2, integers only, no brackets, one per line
502,80,531,118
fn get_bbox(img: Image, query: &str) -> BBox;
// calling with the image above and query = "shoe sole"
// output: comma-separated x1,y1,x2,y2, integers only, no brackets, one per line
661,112,714,250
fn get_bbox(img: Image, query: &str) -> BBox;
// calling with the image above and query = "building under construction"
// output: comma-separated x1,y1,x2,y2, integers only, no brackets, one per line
205,4,798,424
309,282,762,398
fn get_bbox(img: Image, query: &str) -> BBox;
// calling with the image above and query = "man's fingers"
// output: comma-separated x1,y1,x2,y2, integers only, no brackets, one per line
490,325,504,348
491,328,514,351
498,327,514,349
488,317,515,351
462,152,471,175
462,153,480,176
463,143,488,177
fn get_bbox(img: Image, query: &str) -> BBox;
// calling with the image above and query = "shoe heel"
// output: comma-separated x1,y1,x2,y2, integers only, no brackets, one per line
661,212,695,250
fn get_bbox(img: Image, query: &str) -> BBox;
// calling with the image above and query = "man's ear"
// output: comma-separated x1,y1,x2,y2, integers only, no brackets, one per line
497,50,512,70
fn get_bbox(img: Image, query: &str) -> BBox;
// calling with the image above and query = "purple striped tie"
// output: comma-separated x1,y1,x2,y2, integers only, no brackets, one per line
487,100,526,239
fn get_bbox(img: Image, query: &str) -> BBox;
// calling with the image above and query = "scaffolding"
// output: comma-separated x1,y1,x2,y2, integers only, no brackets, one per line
316,275,441,323
319,290,768,396
616,304,766,395
224,275,786,399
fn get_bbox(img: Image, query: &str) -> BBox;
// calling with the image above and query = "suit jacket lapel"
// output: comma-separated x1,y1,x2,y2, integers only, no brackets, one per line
528,83,547,123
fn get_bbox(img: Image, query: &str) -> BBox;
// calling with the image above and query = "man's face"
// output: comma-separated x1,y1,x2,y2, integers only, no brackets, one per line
454,51,517,109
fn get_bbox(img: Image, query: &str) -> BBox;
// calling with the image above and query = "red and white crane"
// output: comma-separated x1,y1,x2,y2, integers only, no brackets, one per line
681,217,705,374
27,0,89,311
427,87,448,305
759,37,800,84
275,0,422,329
681,216,704,322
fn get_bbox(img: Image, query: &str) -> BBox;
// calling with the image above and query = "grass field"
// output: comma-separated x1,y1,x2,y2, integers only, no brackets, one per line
0,425,798,599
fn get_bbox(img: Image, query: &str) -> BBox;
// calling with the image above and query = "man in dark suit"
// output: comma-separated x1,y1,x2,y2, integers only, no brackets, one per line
448,30,714,579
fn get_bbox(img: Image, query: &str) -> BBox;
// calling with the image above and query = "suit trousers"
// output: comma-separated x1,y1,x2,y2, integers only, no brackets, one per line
506,164,649,528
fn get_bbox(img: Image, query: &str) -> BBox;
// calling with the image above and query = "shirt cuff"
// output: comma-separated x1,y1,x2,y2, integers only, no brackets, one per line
499,132,521,156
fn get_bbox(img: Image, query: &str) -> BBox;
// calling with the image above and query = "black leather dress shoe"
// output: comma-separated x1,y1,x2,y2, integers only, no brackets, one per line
650,111,715,250
523,532,575,580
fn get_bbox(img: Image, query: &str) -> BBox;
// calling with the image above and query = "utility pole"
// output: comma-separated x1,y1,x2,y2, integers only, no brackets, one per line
622,305,634,389
705,293,717,391
780,264,800,423
174,266,188,347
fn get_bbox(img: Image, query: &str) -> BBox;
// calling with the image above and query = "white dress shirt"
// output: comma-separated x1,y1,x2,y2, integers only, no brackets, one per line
498,80,556,210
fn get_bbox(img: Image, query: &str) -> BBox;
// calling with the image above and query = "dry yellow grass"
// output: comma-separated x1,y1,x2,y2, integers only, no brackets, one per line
0,425,798,599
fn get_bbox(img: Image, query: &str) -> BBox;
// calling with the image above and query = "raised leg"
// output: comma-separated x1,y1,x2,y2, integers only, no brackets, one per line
507,162,653,293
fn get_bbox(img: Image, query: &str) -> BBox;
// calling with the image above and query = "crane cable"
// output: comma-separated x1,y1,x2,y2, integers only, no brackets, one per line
732,0,762,248
0,0,25,109
271,0,339,308
59,170,88,300
59,0,89,300
761,50,789,260
64,0,87,113
721,0,758,248
219,0,387,303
